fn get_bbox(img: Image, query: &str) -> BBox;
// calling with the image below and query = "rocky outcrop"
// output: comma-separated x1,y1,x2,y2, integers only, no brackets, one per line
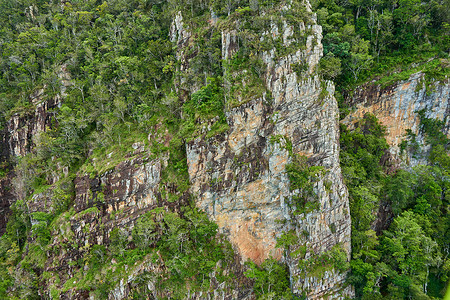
44,153,166,299
179,4,352,298
73,156,163,216
0,66,70,236
40,148,250,299
343,72,450,166
1,3,353,299
7,93,59,158
7,65,70,158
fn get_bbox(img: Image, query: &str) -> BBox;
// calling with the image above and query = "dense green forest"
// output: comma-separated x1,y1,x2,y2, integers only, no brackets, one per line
314,0,450,116
314,0,449,83
0,0,449,299
341,113,449,299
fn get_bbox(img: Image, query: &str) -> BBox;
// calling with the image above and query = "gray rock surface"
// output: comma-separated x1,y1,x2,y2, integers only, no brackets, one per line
183,3,352,298
343,72,449,166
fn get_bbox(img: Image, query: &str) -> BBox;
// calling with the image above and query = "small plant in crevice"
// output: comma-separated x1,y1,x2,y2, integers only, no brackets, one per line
317,80,330,105
399,129,420,158
297,244,349,278
286,154,324,215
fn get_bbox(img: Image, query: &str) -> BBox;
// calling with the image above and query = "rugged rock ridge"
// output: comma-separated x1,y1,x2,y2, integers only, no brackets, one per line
175,3,352,298
0,2,354,299
7,65,70,158
55,155,166,299
7,93,60,158
0,66,70,235
44,150,252,299
343,72,450,166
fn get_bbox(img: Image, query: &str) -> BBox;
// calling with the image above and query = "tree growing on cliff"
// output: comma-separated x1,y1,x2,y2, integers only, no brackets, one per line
347,39,373,81
244,258,292,299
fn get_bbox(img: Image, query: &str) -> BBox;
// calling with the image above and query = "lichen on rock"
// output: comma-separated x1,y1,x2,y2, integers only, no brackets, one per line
177,1,353,298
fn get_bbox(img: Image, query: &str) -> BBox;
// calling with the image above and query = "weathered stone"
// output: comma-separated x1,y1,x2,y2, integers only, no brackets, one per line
183,3,352,298
44,155,166,299
7,65,70,158
343,72,450,166
0,66,70,236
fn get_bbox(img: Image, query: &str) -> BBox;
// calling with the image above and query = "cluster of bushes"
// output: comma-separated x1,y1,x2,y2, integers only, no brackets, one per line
58,204,235,299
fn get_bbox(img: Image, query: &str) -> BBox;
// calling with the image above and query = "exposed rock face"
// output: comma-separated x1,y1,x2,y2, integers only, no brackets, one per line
73,157,162,215
7,94,60,158
1,3,354,299
180,4,352,299
0,66,70,236
343,72,450,166
7,65,70,158
46,154,167,299
41,150,250,299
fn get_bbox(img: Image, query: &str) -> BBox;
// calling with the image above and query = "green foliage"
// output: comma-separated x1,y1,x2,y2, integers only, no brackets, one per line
315,0,449,93
297,244,350,278
191,79,224,118
399,129,420,156
58,200,235,298
160,137,190,193
383,211,440,280
319,53,342,80
286,154,324,215
418,109,450,149
340,114,388,187
342,113,449,299
244,258,292,299
181,77,229,141
375,58,450,89
293,61,309,79
276,230,298,249
0,0,176,174
132,210,159,248
138,205,233,295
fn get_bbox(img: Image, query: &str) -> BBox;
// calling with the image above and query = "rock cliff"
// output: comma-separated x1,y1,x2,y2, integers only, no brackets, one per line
174,2,352,298
0,66,70,234
0,2,353,299
33,146,253,299
343,72,449,166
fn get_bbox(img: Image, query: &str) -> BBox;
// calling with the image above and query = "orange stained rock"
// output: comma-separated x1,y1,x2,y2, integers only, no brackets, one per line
401,82,411,90
231,221,282,265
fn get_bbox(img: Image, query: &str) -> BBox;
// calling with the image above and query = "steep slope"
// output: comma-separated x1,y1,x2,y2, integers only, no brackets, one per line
343,71,449,166
173,3,352,298
0,1,352,299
